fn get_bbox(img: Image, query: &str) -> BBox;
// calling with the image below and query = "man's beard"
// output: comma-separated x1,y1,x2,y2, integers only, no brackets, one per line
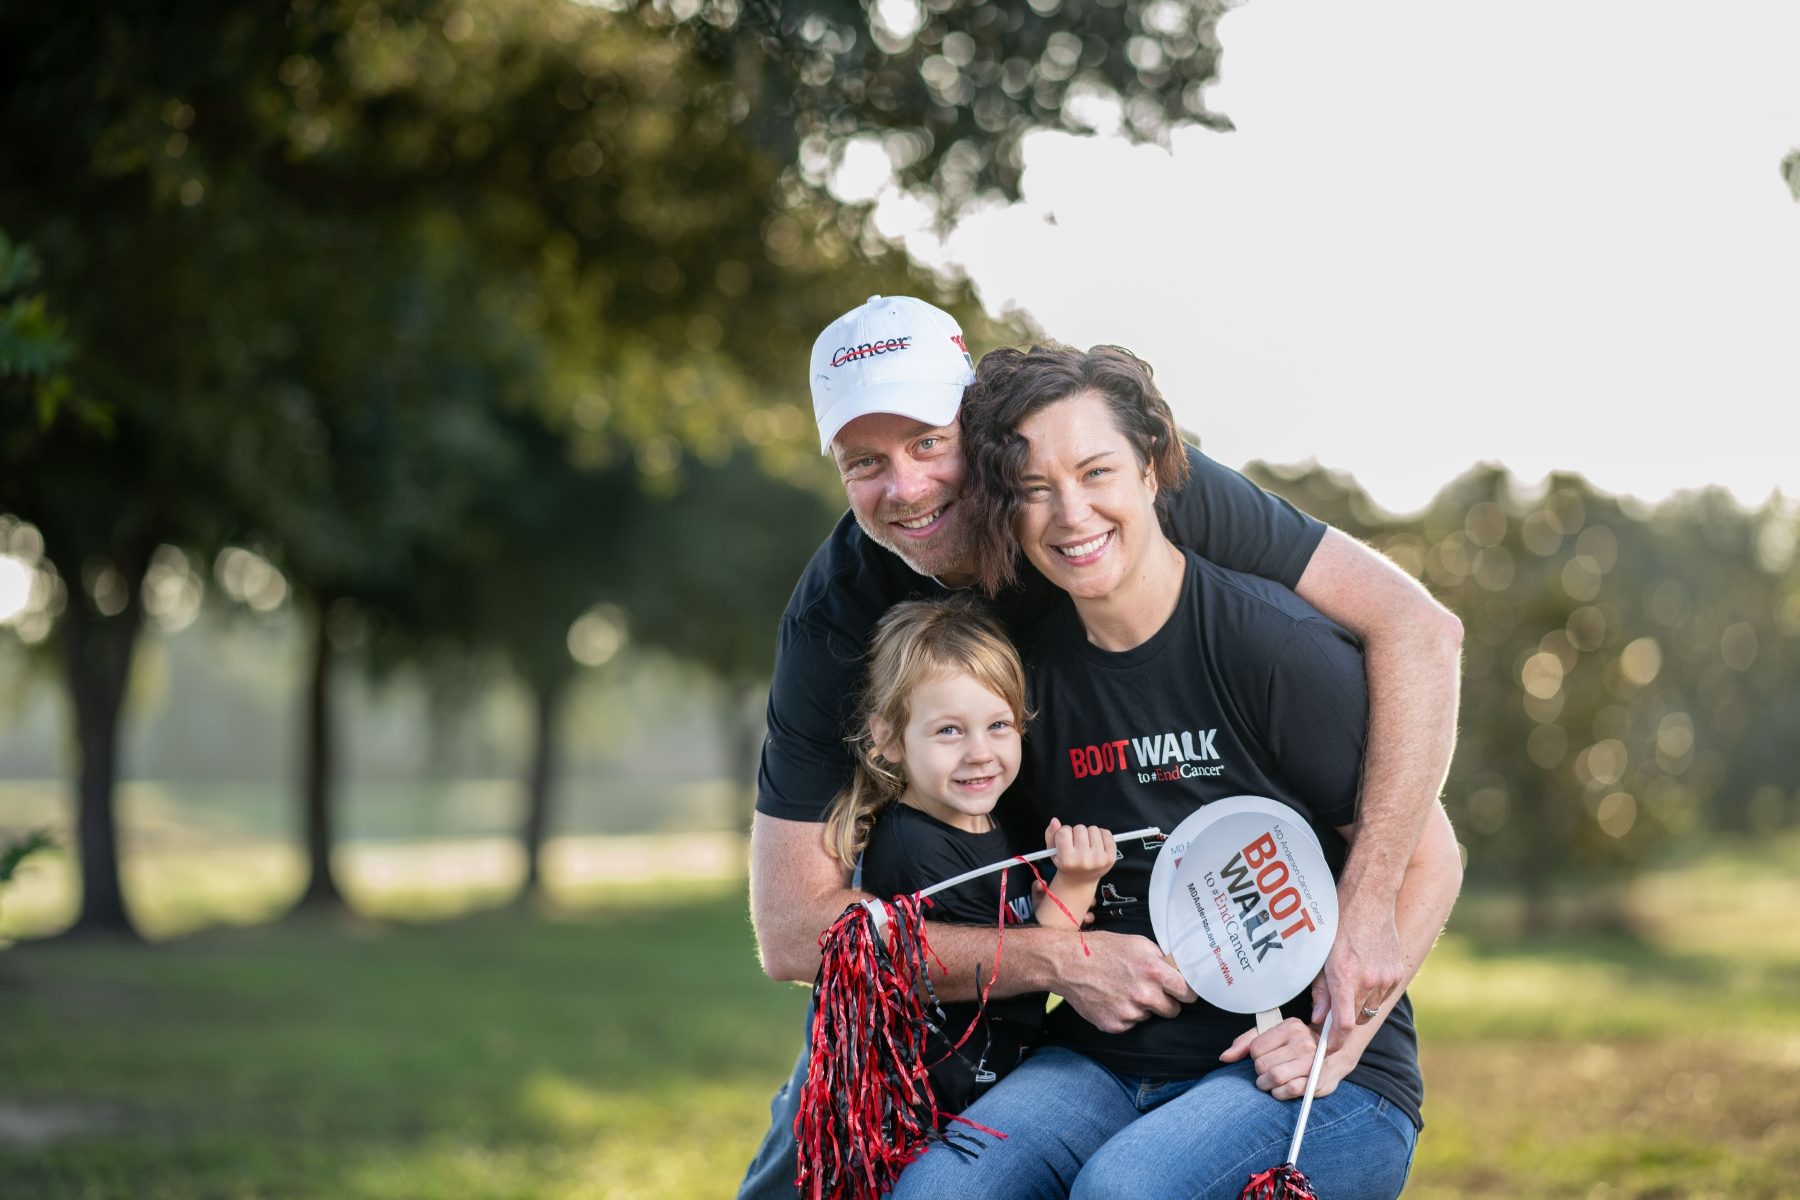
855,502,975,583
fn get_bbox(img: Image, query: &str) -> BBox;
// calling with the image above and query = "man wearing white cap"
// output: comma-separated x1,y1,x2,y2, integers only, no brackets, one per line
738,296,1462,1196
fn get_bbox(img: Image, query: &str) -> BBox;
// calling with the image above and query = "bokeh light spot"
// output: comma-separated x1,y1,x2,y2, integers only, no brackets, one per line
1464,500,1507,547
143,545,204,634
1719,622,1758,671
0,555,32,623
1520,510,1563,556
1655,712,1694,764
1582,739,1628,787
1466,786,1508,834
1575,524,1618,572
1381,534,1424,578
1521,651,1564,699
1560,555,1603,602
1647,579,1689,627
568,604,627,667
86,564,129,617
1473,545,1515,591
1565,606,1606,652
1545,489,1586,535
635,435,681,475
1618,637,1662,686
5,519,44,564
1778,592,1800,637
214,546,289,612
1595,791,1637,838
1526,723,1567,769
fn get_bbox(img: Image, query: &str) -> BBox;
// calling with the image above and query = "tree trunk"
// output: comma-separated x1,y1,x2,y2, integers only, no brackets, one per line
723,680,766,835
520,678,562,897
295,593,344,909
60,578,146,941
1515,784,1562,936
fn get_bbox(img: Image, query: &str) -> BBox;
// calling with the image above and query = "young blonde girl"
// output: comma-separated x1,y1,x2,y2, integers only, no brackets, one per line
823,595,1115,1114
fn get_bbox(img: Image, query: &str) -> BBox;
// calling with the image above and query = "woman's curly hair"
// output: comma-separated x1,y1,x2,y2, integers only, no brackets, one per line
959,343,1192,595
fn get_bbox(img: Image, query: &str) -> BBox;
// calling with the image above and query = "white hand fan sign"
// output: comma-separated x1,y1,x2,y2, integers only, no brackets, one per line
1149,795,1338,1025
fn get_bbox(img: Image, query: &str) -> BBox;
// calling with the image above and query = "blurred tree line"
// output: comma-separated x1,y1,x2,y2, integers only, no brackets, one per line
3,1,1793,943
1248,462,1799,931
0,0,1233,938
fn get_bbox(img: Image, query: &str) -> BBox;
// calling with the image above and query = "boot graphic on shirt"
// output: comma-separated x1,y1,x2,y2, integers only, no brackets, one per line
1099,883,1139,910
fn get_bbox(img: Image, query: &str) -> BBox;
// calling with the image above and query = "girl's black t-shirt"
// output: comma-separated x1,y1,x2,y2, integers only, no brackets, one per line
860,802,1047,1115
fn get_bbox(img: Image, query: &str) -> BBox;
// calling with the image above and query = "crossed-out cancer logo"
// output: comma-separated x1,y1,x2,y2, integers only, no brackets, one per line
829,335,912,367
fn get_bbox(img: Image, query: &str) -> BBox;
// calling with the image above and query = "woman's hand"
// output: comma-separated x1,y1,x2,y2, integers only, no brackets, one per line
1218,1017,1358,1102
1044,818,1116,886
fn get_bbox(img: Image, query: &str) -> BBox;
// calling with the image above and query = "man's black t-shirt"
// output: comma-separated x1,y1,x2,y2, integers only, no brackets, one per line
860,803,1047,1114
756,446,1327,823
1015,550,1425,1128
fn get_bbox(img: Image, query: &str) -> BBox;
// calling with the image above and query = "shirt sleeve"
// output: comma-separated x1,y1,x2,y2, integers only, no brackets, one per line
865,811,966,910
859,809,915,899
755,612,863,823
1163,444,1326,589
1261,619,1370,828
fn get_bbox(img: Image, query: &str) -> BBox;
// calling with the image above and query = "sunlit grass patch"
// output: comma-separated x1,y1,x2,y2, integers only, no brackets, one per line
1413,1034,1800,1198
3,832,1798,1196
0,778,745,941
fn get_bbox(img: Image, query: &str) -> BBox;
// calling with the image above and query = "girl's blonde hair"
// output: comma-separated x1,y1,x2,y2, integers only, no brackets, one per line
824,596,1030,868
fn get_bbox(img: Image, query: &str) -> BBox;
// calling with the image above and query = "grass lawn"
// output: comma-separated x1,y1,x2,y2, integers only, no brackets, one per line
2,835,1799,1198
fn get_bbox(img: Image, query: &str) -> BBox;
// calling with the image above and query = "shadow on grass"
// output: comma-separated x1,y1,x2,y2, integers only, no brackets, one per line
0,892,812,1198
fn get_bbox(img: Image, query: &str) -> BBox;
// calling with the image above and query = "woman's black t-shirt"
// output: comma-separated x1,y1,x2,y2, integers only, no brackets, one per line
1014,550,1425,1128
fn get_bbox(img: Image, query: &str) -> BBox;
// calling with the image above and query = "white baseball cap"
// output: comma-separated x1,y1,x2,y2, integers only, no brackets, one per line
810,295,976,452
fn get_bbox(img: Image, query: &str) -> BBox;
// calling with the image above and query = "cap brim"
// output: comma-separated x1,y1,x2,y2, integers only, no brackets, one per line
817,381,967,453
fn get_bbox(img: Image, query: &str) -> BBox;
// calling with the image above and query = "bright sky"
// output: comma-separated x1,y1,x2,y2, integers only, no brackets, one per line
858,0,1800,514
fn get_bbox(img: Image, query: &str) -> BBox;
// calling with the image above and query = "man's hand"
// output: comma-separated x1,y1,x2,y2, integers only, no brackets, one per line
1311,802,1464,1050
1053,930,1195,1033
1311,896,1406,1050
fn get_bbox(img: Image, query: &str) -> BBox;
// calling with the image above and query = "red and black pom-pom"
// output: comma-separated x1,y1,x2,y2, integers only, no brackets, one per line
795,861,1056,1199
1240,1162,1321,1200
793,894,944,1200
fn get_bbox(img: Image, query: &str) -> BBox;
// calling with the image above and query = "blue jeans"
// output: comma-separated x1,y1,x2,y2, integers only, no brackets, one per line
890,1047,1417,1200
736,1013,809,1200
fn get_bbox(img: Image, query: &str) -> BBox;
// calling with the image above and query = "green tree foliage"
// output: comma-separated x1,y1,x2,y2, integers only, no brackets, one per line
0,830,55,892
0,233,74,422
1250,462,1798,928
0,830,54,971
387,419,645,896
621,453,843,831
695,0,1235,207
0,0,1229,932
